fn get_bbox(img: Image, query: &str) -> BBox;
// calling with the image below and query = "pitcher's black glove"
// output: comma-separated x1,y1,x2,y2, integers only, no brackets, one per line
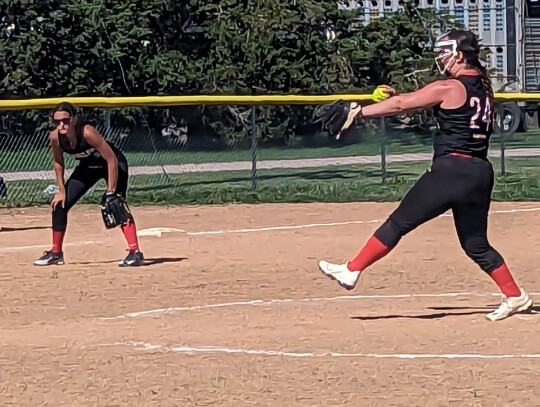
313,100,363,140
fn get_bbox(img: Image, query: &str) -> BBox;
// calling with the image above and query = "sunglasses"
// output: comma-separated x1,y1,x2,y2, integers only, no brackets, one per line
53,118,72,126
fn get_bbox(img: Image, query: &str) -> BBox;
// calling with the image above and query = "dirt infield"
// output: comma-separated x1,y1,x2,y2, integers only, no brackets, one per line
1,202,540,406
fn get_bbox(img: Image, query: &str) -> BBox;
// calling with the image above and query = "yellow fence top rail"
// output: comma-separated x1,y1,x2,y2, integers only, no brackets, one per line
0,93,538,110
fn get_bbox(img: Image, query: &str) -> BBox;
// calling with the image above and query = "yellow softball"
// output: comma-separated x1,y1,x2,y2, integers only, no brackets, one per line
372,86,390,102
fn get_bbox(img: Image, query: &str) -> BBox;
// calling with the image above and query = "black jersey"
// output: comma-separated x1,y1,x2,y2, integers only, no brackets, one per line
58,122,121,167
432,75,493,159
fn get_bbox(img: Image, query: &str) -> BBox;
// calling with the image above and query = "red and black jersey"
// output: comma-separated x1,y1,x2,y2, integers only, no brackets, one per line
58,122,121,168
433,75,493,159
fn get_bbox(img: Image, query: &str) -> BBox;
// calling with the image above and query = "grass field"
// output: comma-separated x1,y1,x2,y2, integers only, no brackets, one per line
3,156,540,207
1,130,539,173
1,134,422,172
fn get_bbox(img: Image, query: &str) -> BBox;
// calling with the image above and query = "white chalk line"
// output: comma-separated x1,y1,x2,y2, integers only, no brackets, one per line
137,206,540,237
137,219,383,237
3,206,535,249
0,240,104,253
100,291,540,320
107,340,540,360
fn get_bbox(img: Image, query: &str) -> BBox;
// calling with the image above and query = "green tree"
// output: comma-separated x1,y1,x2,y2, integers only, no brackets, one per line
0,0,189,97
0,0,454,142
183,0,363,142
340,4,455,136
182,1,454,143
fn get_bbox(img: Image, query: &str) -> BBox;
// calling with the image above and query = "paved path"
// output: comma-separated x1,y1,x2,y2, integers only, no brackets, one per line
4,148,540,182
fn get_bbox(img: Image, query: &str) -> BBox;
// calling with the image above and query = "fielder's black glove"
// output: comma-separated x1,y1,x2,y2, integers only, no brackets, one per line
100,192,133,229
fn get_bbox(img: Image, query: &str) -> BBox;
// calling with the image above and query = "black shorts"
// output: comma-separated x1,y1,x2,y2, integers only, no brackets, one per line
385,154,494,239
60,153,129,211
69,153,129,199
373,154,504,272
52,153,130,231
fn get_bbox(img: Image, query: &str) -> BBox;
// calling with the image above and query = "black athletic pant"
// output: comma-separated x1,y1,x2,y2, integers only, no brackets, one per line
374,155,504,273
52,155,129,232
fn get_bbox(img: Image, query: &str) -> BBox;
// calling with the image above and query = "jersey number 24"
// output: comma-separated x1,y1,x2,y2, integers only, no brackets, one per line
470,97,492,131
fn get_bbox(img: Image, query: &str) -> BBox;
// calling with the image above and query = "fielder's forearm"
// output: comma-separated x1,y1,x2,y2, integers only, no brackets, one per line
53,162,66,193
106,157,118,193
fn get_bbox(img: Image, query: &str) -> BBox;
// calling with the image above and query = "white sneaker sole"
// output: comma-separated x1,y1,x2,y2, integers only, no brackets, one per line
486,298,534,321
33,260,65,266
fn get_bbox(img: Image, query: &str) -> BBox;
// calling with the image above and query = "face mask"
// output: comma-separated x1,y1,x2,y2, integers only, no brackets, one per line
434,39,458,76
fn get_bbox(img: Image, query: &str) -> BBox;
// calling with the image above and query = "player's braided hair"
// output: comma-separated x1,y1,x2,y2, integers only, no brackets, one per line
446,29,494,100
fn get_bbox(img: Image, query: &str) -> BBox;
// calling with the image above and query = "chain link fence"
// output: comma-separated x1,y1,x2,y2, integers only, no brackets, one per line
1,106,539,207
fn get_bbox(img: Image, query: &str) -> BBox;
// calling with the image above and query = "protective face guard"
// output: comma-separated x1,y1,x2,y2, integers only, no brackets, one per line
434,39,458,75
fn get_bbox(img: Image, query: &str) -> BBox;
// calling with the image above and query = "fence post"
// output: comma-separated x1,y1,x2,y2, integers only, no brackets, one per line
500,132,506,176
380,117,387,180
250,106,258,189
105,109,111,130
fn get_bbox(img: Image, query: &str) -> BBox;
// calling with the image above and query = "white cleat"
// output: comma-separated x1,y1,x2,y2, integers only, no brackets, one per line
318,260,360,290
486,290,533,321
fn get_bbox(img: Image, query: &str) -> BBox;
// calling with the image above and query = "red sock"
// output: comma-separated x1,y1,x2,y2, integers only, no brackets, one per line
121,220,140,251
347,235,392,272
489,263,522,298
51,230,65,253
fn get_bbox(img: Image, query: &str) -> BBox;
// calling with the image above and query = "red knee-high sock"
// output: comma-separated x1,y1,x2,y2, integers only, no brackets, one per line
121,220,140,251
489,263,521,298
51,230,65,253
347,235,392,272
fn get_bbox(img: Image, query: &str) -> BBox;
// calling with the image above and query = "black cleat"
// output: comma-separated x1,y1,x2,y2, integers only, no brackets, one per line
119,250,144,267
34,251,64,266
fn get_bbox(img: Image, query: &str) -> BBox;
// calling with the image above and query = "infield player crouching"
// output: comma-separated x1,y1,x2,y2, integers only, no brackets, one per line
34,102,144,267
